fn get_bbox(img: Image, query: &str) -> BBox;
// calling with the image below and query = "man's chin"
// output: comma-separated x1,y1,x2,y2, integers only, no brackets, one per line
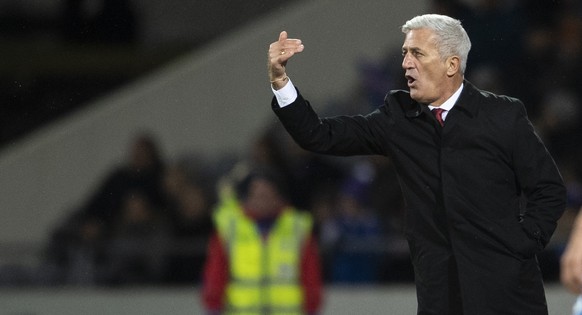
409,90,421,101
410,93,432,105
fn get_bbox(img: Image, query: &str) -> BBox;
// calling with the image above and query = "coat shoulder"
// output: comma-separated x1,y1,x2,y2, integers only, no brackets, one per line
477,89,522,105
468,84,526,116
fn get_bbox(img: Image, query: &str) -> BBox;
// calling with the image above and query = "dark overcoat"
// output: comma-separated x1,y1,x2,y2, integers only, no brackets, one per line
272,81,566,315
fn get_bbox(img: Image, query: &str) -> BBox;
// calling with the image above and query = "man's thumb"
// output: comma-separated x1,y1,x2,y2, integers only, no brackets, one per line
278,31,288,43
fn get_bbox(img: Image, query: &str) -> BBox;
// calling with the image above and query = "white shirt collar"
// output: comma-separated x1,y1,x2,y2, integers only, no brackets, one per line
428,83,464,112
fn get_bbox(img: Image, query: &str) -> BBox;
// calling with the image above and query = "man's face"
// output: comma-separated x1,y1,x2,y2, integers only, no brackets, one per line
402,28,451,105
244,178,285,217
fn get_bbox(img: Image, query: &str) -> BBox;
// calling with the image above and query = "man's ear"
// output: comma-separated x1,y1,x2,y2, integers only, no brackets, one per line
446,56,461,76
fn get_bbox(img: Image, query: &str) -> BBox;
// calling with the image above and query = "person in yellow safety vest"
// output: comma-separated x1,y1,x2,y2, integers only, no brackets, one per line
202,167,323,315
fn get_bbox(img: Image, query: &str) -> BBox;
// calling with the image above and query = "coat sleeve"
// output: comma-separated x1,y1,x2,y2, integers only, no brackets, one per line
271,90,389,157
202,232,228,313
301,234,323,315
511,101,567,248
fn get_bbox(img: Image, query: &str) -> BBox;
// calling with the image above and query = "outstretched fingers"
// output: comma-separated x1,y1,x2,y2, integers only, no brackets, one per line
281,32,304,57
269,31,304,64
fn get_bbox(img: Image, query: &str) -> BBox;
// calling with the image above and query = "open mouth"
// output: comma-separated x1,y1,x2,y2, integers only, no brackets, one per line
405,75,416,86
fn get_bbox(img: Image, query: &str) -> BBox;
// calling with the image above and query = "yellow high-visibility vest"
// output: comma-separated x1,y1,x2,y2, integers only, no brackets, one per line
214,203,312,315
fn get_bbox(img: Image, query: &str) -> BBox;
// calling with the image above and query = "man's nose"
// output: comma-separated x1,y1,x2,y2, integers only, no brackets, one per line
402,54,413,69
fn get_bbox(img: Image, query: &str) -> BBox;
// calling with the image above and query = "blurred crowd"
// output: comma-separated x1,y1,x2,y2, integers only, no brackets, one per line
37,124,412,287
40,134,215,286
2,0,582,288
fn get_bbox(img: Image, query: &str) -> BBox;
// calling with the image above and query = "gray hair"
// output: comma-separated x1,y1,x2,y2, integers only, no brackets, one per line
402,14,471,74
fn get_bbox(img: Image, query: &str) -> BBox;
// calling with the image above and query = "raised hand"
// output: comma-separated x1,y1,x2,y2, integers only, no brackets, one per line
267,31,304,89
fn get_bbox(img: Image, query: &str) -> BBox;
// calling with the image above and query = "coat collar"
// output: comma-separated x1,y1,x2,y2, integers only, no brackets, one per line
452,79,480,118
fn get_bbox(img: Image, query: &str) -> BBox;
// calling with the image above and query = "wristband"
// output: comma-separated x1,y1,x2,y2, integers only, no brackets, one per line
270,75,289,83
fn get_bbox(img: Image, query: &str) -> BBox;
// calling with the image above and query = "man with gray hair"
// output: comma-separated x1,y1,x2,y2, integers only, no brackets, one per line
267,14,566,314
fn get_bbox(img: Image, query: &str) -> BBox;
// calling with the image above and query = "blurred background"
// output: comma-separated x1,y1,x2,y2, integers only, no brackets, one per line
1,0,581,314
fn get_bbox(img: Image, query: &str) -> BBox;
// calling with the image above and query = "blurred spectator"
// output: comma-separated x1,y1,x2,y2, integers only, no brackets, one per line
42,212,107,285
42,133,166,286
282,137,345,214
82,133,166,233
462,1,526,78
535,90,582,162
105,190,169,285
202,167,322,315
324,168,384,284
532,12,582,165
162,165,214,284
309,189,337,283
249,123,290,175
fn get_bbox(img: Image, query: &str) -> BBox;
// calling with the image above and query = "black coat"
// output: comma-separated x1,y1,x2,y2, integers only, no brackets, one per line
272,81,566,315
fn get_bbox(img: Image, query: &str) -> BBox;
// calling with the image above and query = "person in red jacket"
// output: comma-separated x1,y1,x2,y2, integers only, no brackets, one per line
202,168,323,315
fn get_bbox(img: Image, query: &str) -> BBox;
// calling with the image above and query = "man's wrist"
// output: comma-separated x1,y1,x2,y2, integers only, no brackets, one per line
270,74,289,90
